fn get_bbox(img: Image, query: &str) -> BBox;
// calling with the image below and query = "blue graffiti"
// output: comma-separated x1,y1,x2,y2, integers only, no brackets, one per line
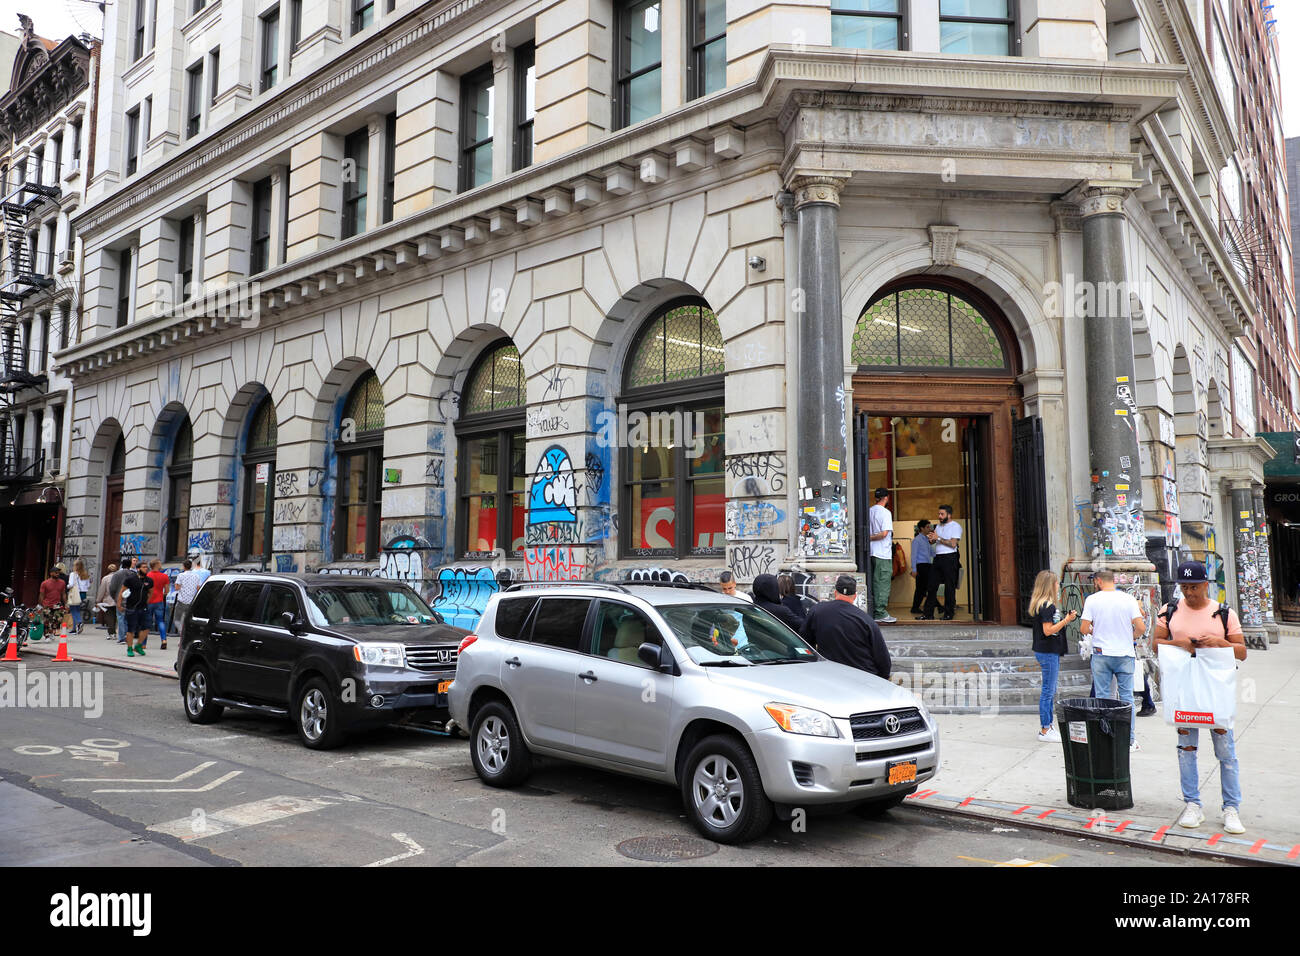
275,554,297,573
188,531,214,552
527,446,577,526
727,501,786,539
119,534,149,557
431,566,502,629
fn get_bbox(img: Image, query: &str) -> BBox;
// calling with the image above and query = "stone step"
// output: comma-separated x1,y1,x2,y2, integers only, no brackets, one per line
881,624,1032,641
893,670,1093,693
889,656,1091,675
888,639,1035,658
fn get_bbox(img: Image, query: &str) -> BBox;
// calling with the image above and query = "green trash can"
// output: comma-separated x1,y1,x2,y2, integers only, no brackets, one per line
1056,697,1133,811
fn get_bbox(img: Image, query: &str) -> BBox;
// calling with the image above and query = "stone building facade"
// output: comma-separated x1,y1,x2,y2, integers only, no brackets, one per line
0,17,96,603
54,0,1277,637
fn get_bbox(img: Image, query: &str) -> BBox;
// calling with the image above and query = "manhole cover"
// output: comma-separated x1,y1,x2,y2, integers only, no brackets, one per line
616,835,718,862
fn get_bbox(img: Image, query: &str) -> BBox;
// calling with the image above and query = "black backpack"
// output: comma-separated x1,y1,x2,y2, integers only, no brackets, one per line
1160,598,1231,637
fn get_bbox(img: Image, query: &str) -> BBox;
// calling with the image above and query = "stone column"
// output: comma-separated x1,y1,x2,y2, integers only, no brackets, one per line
1230,481,1263,631
268,166,288,269
1077,185,1145,561
1252,485,1275,627
790,175,853,571
364,114,386,233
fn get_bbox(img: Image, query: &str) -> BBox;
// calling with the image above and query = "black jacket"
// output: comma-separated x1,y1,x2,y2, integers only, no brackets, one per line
800,598,892,678
751,574,804,631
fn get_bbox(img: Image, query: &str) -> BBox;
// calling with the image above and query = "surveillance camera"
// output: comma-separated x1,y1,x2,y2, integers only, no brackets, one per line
747,255,766,271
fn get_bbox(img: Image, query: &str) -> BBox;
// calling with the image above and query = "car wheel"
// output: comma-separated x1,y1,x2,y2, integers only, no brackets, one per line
853,787,916,818
681,734,773,845
296,677,344,750
182,664,224,724
469,701,532,788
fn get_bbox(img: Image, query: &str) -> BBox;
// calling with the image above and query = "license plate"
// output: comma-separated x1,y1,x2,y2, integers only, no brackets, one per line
437,680,453,694
887,759,917,786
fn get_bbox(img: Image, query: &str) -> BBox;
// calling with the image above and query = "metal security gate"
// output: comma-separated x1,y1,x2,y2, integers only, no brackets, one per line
1011,413,1051,625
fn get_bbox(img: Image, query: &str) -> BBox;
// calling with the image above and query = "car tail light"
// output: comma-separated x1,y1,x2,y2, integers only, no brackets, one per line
457,635,478,655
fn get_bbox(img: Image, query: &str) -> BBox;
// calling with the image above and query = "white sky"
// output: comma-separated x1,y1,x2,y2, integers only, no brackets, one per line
7,3,1300,134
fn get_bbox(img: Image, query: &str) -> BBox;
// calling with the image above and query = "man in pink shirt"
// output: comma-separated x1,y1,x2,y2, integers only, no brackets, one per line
1152,560,1247,835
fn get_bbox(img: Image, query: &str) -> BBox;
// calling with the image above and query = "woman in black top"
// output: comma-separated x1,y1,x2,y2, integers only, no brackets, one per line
777,573,807,623
1028,570,1077,742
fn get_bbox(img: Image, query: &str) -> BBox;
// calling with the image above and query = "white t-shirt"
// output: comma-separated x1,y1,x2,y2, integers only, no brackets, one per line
868,504,893,560
1081,588,1143,657
934,520,962,556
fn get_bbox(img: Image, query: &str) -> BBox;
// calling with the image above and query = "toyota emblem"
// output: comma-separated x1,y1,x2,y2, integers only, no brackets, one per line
884,714,900,734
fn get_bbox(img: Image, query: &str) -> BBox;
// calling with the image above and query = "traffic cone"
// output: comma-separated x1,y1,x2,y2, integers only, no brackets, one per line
52,625,72,663
3,624,19,661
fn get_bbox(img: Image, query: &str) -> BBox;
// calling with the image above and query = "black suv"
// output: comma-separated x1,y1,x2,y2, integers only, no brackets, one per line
178,573,470,749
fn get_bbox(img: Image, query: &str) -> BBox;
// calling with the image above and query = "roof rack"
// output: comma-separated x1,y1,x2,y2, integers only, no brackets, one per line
621,580,720,591
504,580,632,594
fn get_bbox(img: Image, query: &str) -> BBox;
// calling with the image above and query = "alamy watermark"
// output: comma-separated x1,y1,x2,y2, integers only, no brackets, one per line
0,665,103,718
593,404,708,457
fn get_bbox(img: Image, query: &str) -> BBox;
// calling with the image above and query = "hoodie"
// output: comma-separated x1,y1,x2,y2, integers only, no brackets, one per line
751,574,803,631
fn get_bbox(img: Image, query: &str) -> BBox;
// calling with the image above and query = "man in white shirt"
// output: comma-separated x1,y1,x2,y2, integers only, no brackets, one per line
867,488,896,623
1080,568,1147,749
921,504,962,620
718,571,752,603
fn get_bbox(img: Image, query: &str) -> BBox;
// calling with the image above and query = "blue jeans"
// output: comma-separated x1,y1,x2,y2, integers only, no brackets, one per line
1035,651,1061,728
69,602,83,630
116,609,128,642
151,603,167,642
1178,727,1241,811
1091,654,1136,743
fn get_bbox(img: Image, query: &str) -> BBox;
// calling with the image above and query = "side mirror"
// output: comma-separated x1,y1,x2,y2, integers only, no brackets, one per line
637,642,661,669
281,611,304,632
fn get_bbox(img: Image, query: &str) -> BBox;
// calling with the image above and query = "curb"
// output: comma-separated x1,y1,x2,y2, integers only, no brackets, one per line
903,787,1299,865
17,641,178,680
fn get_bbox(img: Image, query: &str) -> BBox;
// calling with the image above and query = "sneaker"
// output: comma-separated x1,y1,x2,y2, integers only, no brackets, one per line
1130,741,1141,752
135,646,146,657
1037,727,1061,742
161,641,167,650
1222,807,1245,834
1137,705,1157,717
1177,802,1205,828
126,647,135,657
878,615,898,624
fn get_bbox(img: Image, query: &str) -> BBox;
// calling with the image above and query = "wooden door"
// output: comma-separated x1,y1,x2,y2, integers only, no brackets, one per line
102,477,124,578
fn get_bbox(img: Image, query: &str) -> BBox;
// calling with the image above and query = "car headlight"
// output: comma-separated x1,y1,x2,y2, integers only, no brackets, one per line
764,703,840,738
353,643,406,668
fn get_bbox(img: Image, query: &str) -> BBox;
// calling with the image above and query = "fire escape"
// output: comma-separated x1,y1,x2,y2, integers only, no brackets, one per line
0,169,61,483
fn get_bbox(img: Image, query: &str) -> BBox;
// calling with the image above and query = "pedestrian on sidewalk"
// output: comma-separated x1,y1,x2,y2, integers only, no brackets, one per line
172,558,200,640
1151,560,1248,835
800,575,892,678
776,573,808,624
193,556,211,586
119,564,154,658
910,519,933,618
109,558,137,643
1028,570,1077,742
867,488,896,623
921,505,963,620
67,559,90,634
147,559,171,651
718,571,752,602
96,563,117,633
751,573,803,630
1079,569,1146,750
37,568,68,639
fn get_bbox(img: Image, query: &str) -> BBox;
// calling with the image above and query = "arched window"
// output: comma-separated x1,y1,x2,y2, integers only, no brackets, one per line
336,371,384,559
852,286,1009,372
241,396,278,562
166,417,194,560
456,341,525,556
620,300,725,558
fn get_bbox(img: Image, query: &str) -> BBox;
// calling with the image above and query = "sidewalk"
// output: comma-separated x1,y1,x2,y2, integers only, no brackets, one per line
16,624,179,679
914,635,1300,865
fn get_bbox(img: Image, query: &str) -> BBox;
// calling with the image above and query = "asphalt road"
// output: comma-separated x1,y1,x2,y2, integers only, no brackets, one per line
0,659,1234,867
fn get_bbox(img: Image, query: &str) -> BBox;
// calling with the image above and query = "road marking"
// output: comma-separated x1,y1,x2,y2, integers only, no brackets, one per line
151,795,336,840
957,855,1062,867
66,761,219,784
92,771,243,794
364,833,426,867
1151,825,1170,842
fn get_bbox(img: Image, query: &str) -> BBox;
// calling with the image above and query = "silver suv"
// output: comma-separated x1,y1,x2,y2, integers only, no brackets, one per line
447,582,939,844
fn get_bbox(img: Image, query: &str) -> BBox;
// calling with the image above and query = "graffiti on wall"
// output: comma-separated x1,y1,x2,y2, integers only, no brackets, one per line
725,501,786,540
524,445,585,580
430,566,508,629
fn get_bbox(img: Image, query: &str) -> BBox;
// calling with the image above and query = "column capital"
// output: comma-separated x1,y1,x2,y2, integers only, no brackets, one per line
270,163,287,186
1066,183,1133,218
788,174,850,209
367,113,385,137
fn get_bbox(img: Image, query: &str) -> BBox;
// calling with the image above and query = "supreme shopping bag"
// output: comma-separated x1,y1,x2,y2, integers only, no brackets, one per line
1157,644,1237,730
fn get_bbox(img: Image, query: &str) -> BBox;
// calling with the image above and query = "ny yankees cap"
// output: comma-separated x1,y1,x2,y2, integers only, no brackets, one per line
1176,560,1208,583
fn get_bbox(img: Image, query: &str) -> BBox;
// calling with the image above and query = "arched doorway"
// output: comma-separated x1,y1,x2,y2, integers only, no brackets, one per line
102,435,126,577
849,279,1024,624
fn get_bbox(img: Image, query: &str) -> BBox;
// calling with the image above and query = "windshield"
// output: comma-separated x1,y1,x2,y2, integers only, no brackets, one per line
657,603,817,665
306,586,439,627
